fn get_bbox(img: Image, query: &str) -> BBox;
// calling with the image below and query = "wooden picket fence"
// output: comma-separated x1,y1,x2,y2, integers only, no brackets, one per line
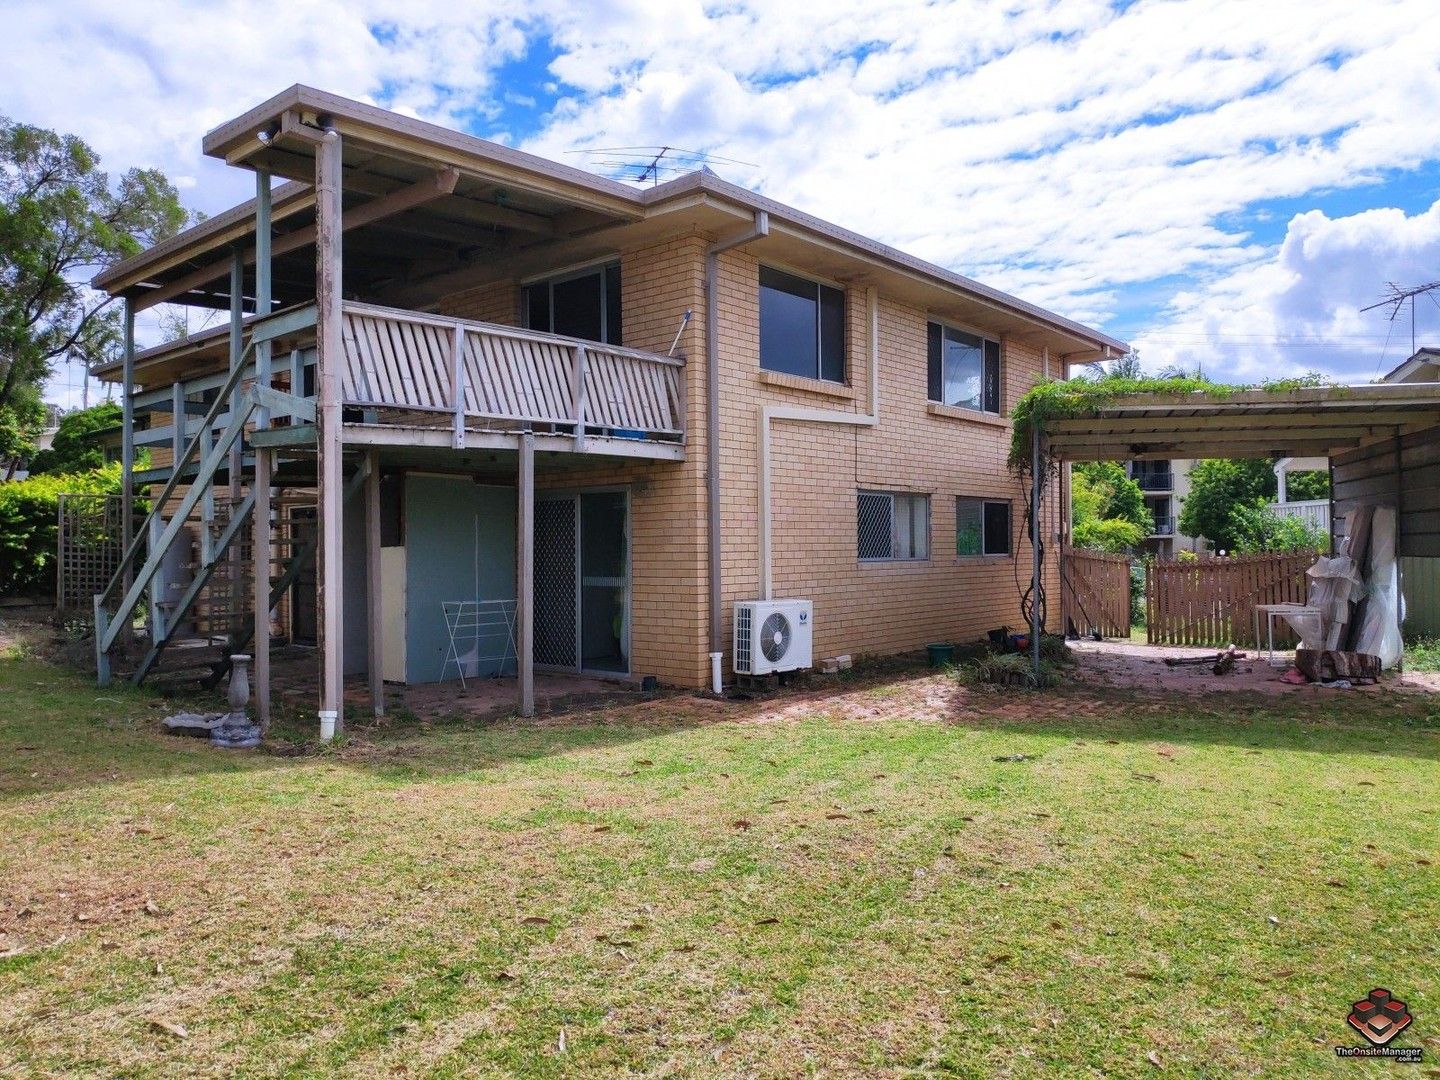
1061,547,1133,639
1145,551,1315,647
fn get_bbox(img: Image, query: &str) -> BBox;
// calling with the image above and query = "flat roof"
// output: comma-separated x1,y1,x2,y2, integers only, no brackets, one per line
95,85,1127,360
1041,383,1440,461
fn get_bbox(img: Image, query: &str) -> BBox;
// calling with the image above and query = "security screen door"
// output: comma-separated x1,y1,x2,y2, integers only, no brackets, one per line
534,491,629,673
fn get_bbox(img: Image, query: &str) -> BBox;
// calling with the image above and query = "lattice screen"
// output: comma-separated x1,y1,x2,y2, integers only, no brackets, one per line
57,493,125,614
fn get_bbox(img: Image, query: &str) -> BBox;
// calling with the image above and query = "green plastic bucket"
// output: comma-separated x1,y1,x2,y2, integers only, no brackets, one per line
927,642,955,667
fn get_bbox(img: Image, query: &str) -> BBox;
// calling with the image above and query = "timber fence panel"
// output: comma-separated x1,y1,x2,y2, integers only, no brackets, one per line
1145,551,1315,647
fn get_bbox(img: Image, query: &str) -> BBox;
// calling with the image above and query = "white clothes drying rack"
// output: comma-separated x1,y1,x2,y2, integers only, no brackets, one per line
441,599,519,689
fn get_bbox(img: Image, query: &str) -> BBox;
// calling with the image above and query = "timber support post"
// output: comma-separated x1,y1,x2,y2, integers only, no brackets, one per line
252,170,273,729
518,431,535,717
119,300,135,650
315,126,345,741
365,450,384,717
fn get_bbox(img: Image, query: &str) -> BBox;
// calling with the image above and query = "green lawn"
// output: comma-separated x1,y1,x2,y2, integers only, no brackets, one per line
1,650,1437,1078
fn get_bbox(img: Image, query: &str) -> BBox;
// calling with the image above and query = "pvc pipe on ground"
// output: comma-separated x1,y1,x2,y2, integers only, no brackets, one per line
318,709,337,742
710,651,723,695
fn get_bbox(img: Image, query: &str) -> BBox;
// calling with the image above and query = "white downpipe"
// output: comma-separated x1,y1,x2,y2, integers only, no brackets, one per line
759,288,881,600
318,709,338,742
709,651,723,695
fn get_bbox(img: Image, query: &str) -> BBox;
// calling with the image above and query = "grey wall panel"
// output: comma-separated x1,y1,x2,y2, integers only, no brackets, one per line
343,491,368,676
404,476,517,684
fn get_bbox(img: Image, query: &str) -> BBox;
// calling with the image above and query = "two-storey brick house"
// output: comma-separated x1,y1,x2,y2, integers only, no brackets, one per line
90,86,1126,738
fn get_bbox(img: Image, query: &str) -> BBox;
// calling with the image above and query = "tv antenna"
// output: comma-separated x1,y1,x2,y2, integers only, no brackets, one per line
566,145,758,187
1361,280,1440,356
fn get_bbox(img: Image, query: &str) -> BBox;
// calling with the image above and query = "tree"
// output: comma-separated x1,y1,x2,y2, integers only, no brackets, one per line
1177,458,1277,551
25,401,120,475
1071,461,1153,552
0,118,187,409
0,382,45,478
1284,469,1329,501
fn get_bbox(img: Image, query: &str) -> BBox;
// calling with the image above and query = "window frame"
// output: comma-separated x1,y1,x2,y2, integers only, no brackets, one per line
858,490,930,563
520,259,622,345
927,320,1003,415
759,264,847,384
956,496,1013,558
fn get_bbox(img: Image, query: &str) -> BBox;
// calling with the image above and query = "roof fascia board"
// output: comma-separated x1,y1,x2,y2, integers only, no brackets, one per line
93,181,313,294
205,85,645,220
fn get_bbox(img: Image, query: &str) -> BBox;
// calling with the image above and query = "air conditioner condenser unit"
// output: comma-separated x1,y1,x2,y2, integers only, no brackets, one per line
734,599,813,675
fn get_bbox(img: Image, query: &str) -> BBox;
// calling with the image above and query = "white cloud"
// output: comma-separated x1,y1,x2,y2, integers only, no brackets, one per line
1134,200,1440,383
5,0,1440,408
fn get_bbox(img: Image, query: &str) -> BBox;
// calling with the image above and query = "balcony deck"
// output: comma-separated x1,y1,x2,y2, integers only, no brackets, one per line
131,301,687,478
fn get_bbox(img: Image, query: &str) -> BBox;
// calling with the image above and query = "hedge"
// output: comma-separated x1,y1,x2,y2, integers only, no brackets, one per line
0,464,126,598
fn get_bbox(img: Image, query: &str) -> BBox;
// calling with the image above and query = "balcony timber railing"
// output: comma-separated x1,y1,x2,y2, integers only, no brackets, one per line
130,302,687,471
341,303,685,446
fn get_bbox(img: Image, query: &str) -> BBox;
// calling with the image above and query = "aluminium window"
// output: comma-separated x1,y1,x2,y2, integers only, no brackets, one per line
858,491,930,561
956,497,1012,557
521,262,622,345
759,265,846,382
928,322,1001,414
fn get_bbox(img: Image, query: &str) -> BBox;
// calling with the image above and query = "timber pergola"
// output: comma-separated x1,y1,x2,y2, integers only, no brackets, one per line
1022,382,1440,679
1038,383,1440,463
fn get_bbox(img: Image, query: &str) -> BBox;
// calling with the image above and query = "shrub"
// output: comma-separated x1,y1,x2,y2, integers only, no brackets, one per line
1230,503,1326,554
0,464,125,597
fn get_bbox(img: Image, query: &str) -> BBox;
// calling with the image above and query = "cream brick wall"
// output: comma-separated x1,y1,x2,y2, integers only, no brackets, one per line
434,237,712,687
710,248,1063,674
429,235,1065,689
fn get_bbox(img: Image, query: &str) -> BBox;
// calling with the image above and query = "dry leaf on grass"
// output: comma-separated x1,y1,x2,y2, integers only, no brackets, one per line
519,916,552,927
731,820,751,831
754,917,780,926
149,1019,188,1039
1147,1049,1162,1067
825,813,851,821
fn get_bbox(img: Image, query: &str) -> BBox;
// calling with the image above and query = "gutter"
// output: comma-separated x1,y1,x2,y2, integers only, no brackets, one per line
759,287,881,599
705,211,770,655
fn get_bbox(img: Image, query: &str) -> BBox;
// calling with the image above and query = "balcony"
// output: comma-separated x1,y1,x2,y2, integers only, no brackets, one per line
1132,469,1174,492
131,302,687,474
1150,516,1175,536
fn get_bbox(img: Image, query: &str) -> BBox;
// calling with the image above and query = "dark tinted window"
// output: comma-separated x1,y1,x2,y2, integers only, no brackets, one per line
759,266,845,382
983,501,1011,556
928,322,1001,413
552,272,603,342
759,267,818,378
604,263,623,347
521,263,621,345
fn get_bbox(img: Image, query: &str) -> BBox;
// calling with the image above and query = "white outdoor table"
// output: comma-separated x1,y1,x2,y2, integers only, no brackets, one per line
1253,603,1322,665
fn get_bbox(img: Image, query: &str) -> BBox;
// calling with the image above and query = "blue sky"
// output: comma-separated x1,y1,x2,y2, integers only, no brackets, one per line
3,0,1438,406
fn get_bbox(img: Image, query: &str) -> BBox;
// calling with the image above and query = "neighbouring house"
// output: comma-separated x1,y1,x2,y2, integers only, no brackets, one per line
87,86,1126,736
1125,458,1206,557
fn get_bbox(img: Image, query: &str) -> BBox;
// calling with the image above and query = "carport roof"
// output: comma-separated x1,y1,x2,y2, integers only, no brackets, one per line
1039,383,1440,462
